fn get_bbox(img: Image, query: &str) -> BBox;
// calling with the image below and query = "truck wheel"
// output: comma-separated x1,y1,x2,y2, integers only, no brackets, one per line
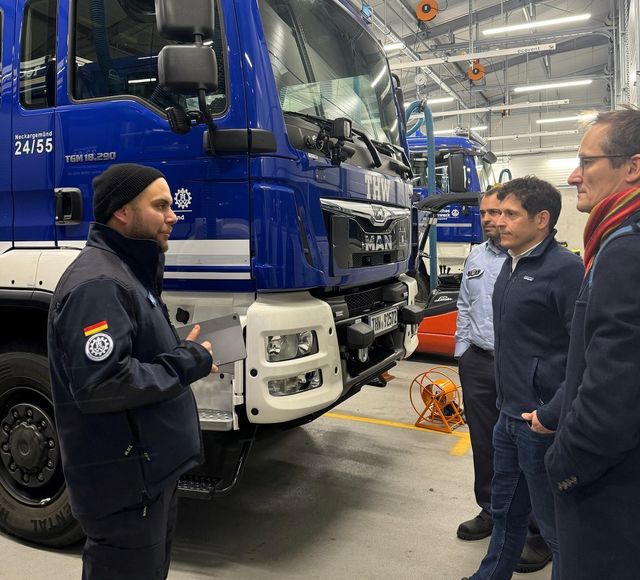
0,351,84,547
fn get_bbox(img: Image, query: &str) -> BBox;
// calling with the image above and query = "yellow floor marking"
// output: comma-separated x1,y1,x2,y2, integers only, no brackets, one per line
449,432,472,456
324,411,471,456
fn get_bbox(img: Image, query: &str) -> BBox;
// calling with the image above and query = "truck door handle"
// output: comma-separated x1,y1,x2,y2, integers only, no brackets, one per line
55,188,83,225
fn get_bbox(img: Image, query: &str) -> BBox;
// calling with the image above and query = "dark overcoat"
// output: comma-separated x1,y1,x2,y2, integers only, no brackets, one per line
546,212,640,580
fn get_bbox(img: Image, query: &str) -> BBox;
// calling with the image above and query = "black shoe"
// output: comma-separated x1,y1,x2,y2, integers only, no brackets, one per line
515,534,552,573
457,512,493,541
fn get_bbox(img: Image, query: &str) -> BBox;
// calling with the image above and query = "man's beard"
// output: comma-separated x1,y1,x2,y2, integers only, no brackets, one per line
128,212,169,253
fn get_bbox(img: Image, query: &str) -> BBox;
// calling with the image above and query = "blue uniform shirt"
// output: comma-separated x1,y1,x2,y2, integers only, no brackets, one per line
455,239,506,357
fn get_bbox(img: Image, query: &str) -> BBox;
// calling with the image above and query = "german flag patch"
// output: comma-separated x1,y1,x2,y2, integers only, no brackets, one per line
83,320,109,336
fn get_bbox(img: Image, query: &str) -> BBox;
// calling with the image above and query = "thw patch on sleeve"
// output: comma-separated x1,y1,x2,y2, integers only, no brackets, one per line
83,321,113,362
85,332,114,362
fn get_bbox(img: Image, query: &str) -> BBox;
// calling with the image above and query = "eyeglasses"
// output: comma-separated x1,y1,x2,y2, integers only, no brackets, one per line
577,155,629,171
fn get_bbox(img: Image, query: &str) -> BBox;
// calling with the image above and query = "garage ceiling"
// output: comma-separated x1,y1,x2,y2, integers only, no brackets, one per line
357,0,623,146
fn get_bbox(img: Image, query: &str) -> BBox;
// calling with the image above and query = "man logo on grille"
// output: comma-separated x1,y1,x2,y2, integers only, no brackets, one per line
85,332,114,362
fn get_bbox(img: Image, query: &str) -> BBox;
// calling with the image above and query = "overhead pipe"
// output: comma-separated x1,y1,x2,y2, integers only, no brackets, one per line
390,43,557,70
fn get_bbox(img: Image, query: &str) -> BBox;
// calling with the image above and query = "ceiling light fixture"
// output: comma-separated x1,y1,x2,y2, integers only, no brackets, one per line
427,96,456,105
483,14,591,36
404,97,456,108
513,79,593,93
485,129,579,141
547,157,580,168
429,99,570,118
536,113,598,125
495,145,579,157
383,42,405,53
471,125,487,131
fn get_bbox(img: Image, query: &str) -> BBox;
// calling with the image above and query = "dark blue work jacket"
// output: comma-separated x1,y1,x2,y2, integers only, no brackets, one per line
492,232,584,426
48,223,212,519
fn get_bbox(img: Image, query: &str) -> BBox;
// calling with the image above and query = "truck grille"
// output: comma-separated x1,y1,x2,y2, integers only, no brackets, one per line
343,287,384,317
320,198,411,273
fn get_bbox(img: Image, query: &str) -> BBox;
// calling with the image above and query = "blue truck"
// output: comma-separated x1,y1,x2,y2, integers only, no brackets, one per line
0,0,424,546
409,130,497,247
408,131,497,355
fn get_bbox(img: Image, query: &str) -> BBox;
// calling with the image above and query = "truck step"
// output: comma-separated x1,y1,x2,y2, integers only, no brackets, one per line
198,408,233,431
177,475,220,500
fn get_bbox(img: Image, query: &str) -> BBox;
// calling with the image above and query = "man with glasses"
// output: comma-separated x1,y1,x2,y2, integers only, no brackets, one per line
546,107,640,580
463,176,583,580
455,186,551,573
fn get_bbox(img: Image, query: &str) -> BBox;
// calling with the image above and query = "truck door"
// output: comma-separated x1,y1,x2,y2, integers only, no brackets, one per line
11,0,57,246
54,0,249,251
0,3,12,248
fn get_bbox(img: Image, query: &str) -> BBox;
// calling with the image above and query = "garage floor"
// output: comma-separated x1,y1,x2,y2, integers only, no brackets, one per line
0,354,552,580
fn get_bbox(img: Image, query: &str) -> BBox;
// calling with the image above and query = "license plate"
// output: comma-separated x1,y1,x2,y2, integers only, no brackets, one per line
368,307,399,336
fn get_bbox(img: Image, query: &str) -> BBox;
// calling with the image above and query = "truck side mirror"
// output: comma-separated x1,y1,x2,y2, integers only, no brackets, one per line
155,0,218,141
447,153,467,193
155,0,218,93
155,0,215,42
482,151,497,164
158,45,218,93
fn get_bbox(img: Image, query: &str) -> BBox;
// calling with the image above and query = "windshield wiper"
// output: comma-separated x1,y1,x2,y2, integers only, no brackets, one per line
371,139,398,156
282,110,331,129
351,127,382,168
283,110,388,170
371,140,412,177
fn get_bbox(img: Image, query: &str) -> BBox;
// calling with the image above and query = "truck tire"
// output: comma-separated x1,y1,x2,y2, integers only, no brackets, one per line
0,350,84,547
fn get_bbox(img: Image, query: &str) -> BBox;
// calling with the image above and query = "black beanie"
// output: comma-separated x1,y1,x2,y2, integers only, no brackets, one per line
92,163,166,224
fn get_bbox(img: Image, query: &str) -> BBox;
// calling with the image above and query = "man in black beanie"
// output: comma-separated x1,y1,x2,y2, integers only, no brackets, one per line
93,163,171,251
47,163,218,579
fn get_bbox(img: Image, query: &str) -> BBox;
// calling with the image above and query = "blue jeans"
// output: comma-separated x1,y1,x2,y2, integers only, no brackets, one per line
470,413,559,580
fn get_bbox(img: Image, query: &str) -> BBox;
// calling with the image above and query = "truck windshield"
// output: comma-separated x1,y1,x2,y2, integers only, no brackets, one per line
259,0,400,147
410,152,452,192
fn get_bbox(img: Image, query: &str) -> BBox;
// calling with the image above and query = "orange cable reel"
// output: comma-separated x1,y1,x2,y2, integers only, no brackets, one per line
416,0,439,22
467,59,485,82
409,366,465,433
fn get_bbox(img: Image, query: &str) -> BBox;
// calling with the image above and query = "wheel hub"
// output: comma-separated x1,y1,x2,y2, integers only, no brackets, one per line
10,423,46,471
0,404,58,488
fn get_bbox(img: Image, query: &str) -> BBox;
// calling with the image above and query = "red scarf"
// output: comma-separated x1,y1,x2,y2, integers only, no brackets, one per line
583,185,640,273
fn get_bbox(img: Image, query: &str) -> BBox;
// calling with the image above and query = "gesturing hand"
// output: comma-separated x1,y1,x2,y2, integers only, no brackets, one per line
186,324,219,374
